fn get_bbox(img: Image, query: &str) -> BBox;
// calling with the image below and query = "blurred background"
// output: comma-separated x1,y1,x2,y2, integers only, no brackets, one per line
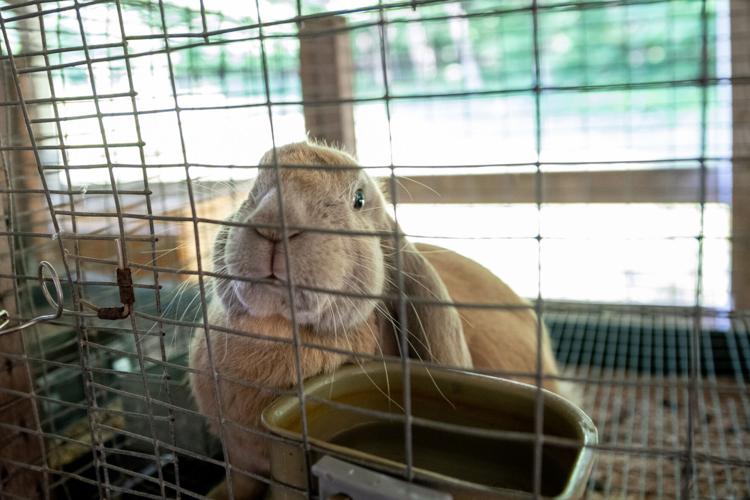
1,1,749,498
4,0,737,308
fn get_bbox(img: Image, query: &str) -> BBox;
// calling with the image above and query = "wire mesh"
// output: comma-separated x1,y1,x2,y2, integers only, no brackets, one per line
0,0,748,499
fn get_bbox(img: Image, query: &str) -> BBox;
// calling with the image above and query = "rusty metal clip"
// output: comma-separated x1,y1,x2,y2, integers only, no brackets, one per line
95,267,134,320
86,238,135,320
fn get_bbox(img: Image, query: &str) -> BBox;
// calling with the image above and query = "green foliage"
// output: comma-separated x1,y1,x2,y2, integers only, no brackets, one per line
539,1,715,87
121,1,717,111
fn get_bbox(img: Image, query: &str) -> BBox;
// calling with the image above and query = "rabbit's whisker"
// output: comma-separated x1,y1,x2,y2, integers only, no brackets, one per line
334,296,402,411
407,302,455,409
341,293,398,412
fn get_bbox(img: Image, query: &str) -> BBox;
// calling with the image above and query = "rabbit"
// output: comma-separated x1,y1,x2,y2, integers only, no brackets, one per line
189,141,564,499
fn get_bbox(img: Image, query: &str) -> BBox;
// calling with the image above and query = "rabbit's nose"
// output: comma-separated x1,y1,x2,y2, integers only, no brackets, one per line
248,188,305,242
254,226,301,243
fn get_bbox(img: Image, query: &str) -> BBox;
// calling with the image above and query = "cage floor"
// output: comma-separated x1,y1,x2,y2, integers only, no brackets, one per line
578,372,749,499
42,312,750,499
548,312,750,499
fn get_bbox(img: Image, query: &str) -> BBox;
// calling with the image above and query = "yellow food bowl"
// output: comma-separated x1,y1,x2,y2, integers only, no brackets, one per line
262,361,597,499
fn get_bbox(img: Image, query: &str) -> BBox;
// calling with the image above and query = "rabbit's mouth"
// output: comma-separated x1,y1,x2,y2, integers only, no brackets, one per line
230,279,325,326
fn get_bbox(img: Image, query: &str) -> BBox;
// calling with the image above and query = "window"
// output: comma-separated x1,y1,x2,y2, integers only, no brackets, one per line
12,0,733,309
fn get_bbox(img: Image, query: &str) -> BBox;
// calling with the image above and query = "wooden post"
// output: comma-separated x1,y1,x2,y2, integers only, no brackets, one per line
299,16,357,155
732,0,750,310
0,58,45,497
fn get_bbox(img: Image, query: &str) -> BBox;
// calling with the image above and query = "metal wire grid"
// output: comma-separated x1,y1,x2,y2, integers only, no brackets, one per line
0,0,747,499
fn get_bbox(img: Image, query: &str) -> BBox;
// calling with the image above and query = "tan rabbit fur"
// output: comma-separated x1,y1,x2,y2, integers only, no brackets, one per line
189,141,561,499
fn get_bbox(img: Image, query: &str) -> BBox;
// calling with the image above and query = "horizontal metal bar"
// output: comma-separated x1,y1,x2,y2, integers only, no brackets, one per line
36,155,742,171
0,187,151,196
0,231,158,242
0,91,135,107
0,142,144,151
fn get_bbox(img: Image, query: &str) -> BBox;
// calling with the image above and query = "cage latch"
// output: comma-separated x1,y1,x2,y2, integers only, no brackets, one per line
95,267,135,320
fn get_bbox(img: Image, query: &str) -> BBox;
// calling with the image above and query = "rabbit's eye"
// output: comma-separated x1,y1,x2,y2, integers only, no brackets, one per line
352,189,365,210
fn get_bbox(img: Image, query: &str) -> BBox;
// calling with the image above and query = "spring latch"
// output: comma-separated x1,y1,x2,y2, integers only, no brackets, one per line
0,261,64,337
0,238,135,336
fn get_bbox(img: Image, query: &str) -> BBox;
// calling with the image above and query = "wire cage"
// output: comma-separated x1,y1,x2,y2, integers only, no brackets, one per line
0,0,749,499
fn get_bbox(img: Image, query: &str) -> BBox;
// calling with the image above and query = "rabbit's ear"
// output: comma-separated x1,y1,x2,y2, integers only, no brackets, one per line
382,237,473,368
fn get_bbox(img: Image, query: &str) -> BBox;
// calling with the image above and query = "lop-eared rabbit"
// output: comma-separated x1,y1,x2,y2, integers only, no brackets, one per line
190,141,563,498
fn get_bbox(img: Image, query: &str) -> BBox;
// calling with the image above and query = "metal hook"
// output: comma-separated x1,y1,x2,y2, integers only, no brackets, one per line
0,261,64,337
